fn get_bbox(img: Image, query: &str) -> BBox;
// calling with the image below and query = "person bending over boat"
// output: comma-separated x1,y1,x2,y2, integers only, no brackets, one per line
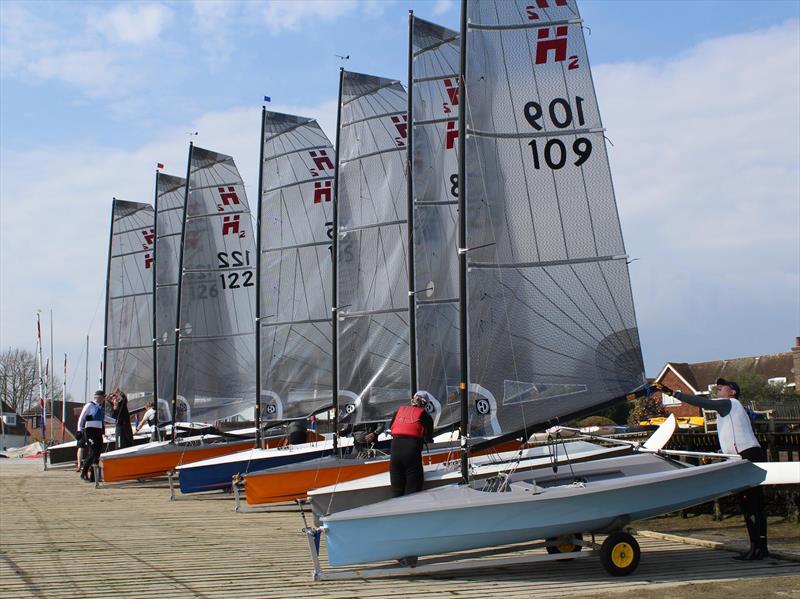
77,390,108,482
135,402,158,441
657,378,768,560
109,388,134,449
339,421,385,455
286,419,309,445
388,391,434,498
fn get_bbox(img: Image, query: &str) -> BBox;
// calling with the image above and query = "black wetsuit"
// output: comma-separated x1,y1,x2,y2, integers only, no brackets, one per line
287,420,308,445
388,409,434,497
111,395,134,449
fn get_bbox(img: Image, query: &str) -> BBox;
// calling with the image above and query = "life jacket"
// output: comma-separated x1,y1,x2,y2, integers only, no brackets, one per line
392,405,425,439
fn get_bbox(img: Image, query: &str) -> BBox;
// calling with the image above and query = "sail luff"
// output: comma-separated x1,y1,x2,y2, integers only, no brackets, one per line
332,67,345,453
457,0,470,483
172,143,193,441
406,10,418,392
255,107,266,445
102,199,115,394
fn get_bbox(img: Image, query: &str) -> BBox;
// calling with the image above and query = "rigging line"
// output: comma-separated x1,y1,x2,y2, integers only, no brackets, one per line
339,145,404,165
469,17,580,31
343,109,407,128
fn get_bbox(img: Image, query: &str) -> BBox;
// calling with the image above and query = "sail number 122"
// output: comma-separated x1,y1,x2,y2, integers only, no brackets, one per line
523,96,592,170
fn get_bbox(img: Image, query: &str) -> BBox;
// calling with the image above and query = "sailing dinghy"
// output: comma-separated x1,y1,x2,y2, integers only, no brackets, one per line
310,0,779,575
101,150,267,482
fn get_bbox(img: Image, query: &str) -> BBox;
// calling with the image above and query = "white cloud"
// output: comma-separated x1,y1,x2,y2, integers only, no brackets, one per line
433,0,454,16
91,3,173,45
594,20,800,369
261,0,358,33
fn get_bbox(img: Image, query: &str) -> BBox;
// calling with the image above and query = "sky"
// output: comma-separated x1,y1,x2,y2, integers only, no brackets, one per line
1,0,798,402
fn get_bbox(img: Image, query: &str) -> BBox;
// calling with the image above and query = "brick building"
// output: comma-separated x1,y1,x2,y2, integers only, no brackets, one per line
651,338,800,418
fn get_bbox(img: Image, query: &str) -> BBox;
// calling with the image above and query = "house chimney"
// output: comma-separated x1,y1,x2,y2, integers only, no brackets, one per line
792,337,800,389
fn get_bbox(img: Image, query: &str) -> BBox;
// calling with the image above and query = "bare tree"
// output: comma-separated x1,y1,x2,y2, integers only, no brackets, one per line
0,348,39,414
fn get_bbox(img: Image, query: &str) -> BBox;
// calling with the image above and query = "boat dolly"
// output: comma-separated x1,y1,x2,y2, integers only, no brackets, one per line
297,500,642,580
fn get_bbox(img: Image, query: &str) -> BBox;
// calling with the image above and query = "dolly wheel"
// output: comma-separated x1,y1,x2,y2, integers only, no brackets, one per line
600,532,640,576
546,533,583,558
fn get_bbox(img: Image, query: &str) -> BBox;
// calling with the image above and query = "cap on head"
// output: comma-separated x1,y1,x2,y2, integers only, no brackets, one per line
411,390,432,407
716,378,740,398
94,390,105,398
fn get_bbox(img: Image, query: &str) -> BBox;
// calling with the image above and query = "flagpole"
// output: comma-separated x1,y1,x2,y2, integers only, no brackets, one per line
254,106,267,447
62,354,67,443
49,309,54,444
331,67,345,454
36,312,47,470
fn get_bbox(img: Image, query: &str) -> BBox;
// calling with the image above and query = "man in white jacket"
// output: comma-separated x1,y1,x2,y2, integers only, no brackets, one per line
664,378,768,560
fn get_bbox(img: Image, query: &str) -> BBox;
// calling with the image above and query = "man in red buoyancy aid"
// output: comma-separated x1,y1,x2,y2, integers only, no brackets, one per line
389,391,434,498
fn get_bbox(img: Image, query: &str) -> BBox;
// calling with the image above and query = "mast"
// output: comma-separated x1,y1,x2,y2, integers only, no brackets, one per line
331,67,344,453
171,143,193,442
102,200,115,394
406,10,418,392
254,107,267,446
151,170,160,435
457,0,469,484
36,312,46,469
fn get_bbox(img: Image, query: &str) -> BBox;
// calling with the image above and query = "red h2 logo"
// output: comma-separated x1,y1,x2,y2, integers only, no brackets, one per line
445,120,458,150
217,186,241,212
141,228,155,249
309,149,334,176
391,114,408,147
314,180,332,204
535,26,569,64
526,0,567,20
222,214,244,238
144,253,153,269
443,78,459,106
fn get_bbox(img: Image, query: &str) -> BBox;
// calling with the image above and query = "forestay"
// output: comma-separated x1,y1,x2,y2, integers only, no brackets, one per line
463,0,644,438
410,17,462,430
259,112,335,422
103,199,155,413
337,71,411,424
154,172,186,420
175,146,256,423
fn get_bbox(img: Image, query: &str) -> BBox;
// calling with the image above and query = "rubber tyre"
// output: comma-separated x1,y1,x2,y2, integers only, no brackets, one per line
546,533,584,557
600,532,640,576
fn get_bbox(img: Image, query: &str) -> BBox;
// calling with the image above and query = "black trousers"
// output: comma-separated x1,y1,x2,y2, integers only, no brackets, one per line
81,430,103,480
390,436,424,497
738,446,767,548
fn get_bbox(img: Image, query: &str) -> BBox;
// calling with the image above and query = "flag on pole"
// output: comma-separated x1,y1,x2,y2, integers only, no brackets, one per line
263,95,271,103
157,162,165,170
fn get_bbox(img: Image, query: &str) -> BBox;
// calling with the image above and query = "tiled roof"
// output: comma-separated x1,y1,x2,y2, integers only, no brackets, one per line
660,352,795,393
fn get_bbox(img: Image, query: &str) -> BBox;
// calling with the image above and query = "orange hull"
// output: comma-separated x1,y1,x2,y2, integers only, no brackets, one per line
100,434,301,483
244,440,519,505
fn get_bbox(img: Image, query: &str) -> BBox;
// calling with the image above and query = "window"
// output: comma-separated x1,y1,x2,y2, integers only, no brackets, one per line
2,413,17,426
661,393,680,406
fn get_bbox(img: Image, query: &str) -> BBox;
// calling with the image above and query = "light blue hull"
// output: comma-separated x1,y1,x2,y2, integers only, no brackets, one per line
322,455,765,566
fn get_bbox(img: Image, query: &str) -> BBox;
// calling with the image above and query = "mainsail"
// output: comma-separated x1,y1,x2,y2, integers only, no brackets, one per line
259,111,335,422
103,199,155,412
410,16,462,429
462,0,644,440
336,70,411,423
153,172,186,422
174,145,256,424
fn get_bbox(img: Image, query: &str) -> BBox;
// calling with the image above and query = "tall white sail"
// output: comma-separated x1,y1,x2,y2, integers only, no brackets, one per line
337,71,411,423
410,17,462,429
463,0,644,439
103,199,155,412
174,146,256,423
154,172,185,420
259,111,334,421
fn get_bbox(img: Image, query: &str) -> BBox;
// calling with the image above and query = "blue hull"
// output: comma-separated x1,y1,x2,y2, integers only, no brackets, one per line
323,456,765,566
178,447,332,494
